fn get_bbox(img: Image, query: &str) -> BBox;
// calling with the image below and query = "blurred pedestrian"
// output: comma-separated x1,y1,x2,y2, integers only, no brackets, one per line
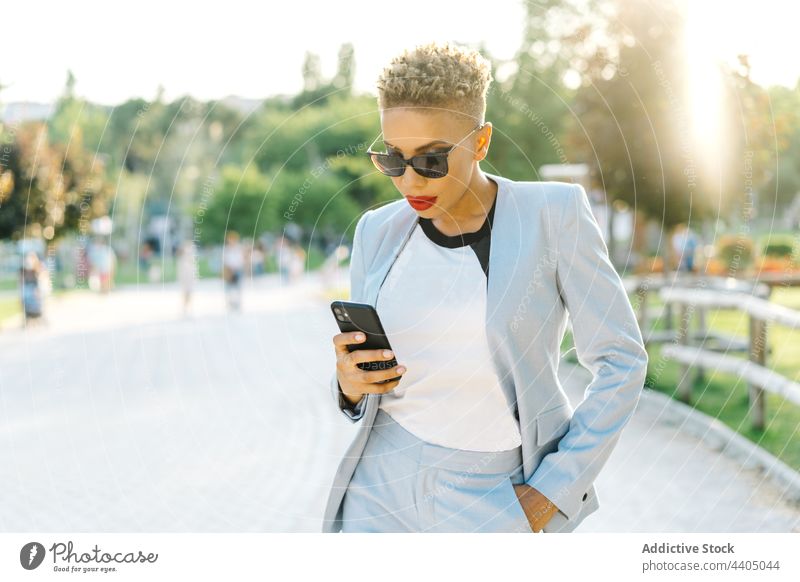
289,244,306,283
275,235,292,281
139,241,153,277
222,231,244,311
251,241,265,277
88,240,117,293
19,250,45,324
672,223,699,274
177,240,197,315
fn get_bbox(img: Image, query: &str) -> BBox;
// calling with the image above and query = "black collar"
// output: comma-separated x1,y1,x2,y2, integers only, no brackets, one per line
418,194,497,248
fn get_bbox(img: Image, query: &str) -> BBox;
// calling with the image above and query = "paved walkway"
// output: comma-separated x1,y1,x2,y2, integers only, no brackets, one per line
0,272,797,532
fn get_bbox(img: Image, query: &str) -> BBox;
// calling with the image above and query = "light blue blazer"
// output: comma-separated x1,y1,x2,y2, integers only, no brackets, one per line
322,172,649,533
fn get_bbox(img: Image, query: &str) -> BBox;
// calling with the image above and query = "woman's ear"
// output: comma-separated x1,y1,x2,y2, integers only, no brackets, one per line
476,135,489,160
475,124,491,160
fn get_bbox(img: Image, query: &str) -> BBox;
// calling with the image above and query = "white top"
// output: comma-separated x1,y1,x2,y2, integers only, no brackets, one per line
375,208,522,452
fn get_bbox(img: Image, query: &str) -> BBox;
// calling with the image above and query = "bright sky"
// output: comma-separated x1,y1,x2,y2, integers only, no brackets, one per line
1,0,797,106
683,0,800,89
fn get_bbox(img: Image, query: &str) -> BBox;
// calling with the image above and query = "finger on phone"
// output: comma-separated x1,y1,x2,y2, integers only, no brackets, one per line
360,365,405,385
350,348,395,365
332,331,366,355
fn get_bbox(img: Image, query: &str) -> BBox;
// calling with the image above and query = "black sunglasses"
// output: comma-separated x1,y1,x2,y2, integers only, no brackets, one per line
366,122,485,179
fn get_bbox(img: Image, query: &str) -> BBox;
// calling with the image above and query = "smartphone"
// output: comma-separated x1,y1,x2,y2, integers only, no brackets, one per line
330,300,402,384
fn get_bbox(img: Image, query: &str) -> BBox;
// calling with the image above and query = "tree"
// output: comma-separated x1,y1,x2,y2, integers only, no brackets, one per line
332,42,356,94
0,122,112,241
302,51,324,93
193,164,273,245
484,0,591,180
567,0,704,229
293,45,355,109
723,57,798,223
763,81,800,212
48,70,109,154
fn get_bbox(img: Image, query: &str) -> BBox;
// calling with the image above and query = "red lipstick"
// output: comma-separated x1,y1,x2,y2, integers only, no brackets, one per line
406,196,437,211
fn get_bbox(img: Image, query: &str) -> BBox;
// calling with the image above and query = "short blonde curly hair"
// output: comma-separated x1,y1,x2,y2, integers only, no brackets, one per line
376,40,493,124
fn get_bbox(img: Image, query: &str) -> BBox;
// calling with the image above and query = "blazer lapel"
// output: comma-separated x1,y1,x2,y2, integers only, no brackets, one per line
483,173,521,411
363,212,419,307
484,172,516,338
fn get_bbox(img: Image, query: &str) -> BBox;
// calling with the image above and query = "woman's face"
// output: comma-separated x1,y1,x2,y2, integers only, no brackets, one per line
379,108,490,219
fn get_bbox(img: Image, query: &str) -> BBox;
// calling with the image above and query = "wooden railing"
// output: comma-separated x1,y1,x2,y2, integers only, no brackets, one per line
630,274,800,430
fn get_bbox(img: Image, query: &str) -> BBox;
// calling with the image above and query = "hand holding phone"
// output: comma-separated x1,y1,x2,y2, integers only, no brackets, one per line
331,301,406,403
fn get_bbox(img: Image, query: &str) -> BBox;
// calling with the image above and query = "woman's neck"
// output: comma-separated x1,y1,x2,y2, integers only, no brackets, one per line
431,172,498,236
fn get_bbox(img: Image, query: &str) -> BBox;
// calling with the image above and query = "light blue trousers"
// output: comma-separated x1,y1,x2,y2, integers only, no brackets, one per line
341,408,534,533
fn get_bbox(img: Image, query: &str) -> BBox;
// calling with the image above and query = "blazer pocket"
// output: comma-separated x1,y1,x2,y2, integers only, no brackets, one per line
536,404,572,446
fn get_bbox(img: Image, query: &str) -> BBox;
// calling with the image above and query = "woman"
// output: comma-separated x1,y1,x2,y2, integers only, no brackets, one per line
20,250,45,322
177,240,197,314
323,41,649,533
222,231,244,311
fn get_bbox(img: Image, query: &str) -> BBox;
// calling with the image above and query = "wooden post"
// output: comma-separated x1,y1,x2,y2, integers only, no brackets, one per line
676,301,692,403
637,283,649,346
748,316,767,431
663,272,674,332
695,305,706,384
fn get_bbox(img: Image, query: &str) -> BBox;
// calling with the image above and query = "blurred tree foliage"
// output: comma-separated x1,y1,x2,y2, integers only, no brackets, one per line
483,0,587,180
0,120,113,241
564,0,703,228
2,4,798,253
732,64,800,217
764,81,800,210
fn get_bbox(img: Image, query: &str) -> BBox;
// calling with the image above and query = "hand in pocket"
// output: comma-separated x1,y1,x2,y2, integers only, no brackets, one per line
513,483,559,532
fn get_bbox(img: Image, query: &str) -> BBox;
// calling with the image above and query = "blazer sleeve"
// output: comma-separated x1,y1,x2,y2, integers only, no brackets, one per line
525,183,649,520
330,209,373,423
